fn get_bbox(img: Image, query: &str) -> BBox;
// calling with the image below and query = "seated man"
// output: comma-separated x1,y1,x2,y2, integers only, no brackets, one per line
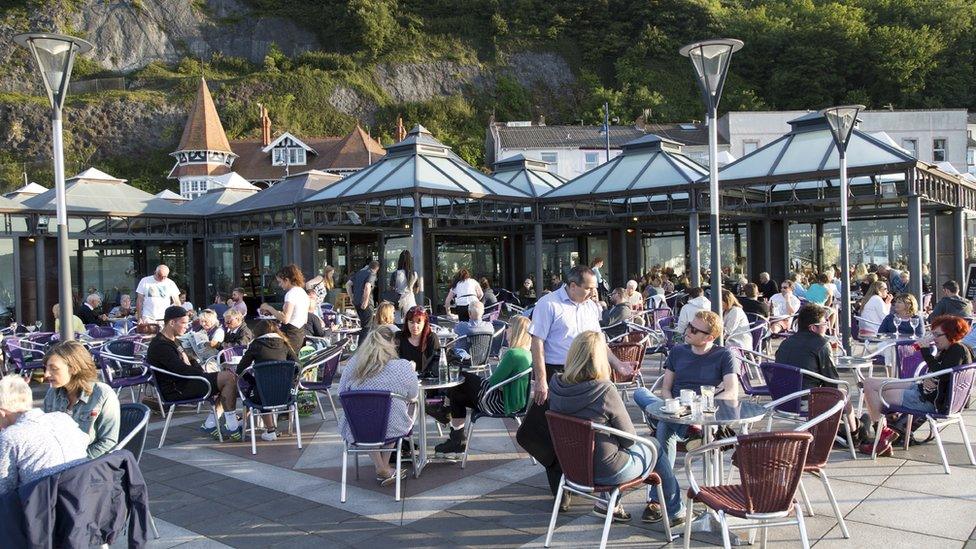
77,293,109,327
0,375,89,494
601,287,633,327
634,310,738,468
222,308,253,348
209,292,229,318
146,306,240,440
675,287,711,335
738,283,769,318
452,301,495,355
775,304,840,387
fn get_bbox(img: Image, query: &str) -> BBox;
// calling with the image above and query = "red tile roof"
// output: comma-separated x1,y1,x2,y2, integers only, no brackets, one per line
176,78,234,154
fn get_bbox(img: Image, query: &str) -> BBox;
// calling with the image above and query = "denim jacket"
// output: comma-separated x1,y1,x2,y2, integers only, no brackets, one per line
43,381,120,459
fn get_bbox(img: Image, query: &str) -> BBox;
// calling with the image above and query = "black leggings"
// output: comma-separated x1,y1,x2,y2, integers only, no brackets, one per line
447,372,483,418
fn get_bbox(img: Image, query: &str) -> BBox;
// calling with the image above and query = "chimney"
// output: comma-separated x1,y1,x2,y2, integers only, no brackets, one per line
536,114,546,126
260,105,272,146
395,115,406,142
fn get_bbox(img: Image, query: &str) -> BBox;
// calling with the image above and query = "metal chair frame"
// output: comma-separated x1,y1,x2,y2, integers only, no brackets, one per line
238,361,303,455
298,342,347,422
112,403,160,540
460,368,534,468
148,365,222,448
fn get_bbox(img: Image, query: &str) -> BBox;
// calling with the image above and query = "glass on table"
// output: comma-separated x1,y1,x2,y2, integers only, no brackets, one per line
448,363,460,382
664,398,681,413
700,385,715,410
689,399,703,417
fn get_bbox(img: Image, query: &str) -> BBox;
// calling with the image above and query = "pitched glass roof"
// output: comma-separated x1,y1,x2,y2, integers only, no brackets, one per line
542,135,707,200
716,113,916,183
22,168,186,217
177,187,259,216
220,170,341,214
303,125,530,203
491,154,566,197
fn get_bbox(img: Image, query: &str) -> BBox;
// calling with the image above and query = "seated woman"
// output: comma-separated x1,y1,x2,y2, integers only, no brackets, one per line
0,375,89,494
42,341,121,458
858,280,891,336
222,308,253,348
52,303,86,335
861,315,972,455
804,273,833,307
434,316,533,458
236,320,298,442
108,294,133,318
877,293,923,338
337,325,419,486
371,301,397,332
721,289,752,350
397,306,440,377
195,309,224,359
305,290,328,338
550,331,688,526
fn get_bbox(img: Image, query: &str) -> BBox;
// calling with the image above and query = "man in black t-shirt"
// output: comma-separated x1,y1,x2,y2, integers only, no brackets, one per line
146,306,241,440
345,260,379,344
757,272,778,301
739,283,769,318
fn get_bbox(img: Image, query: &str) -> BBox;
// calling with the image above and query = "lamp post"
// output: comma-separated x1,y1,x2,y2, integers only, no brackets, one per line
820,104,865,354
680,38,743,324
14,33,93,341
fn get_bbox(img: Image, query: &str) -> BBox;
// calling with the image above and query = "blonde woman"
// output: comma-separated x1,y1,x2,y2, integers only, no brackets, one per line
549,332,688,526
434,316,533,458
721,289,752,350
371,301,396,331
337,325,419,485
42,341,120,458
878,293,923,337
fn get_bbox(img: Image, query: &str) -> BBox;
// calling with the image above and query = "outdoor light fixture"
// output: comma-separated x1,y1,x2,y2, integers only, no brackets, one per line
680,38,743,323
345,211,362,225
15,32,93,341
820,104,865,353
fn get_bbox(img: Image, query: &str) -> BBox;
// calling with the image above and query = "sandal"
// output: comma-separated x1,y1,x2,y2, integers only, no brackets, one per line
377,468,408,486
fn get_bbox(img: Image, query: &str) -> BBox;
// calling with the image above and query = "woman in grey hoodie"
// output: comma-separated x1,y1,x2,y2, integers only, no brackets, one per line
549,331,686,526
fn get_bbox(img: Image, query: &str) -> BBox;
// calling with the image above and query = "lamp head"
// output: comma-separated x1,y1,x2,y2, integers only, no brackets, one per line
679,39,744,113
819,105,865,152
13,32,93,111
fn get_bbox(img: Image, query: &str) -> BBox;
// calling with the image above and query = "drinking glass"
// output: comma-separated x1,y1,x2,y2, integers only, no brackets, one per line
909,316,920,334
893,316,903,334
700,385,715,410
449,364,460,382
664,398,681,413
34,320,42,331
689,399,703,416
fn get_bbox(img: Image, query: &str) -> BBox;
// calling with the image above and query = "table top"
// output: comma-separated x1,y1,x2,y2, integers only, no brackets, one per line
835,355,874,369
645,398,767,427
419,375,463,390
863,333,918,344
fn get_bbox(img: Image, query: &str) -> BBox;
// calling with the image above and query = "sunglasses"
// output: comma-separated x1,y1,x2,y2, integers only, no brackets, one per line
686,324,710,336
932,331,946,339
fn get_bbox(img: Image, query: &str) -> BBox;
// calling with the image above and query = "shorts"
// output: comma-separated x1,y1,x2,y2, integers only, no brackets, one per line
900,386,937,413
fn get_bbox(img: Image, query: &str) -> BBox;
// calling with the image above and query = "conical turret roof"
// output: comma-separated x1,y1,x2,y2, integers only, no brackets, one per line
175,78,233,154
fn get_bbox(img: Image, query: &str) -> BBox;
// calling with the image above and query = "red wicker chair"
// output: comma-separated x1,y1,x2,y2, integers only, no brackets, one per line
682,431,813,549
544,411,676,548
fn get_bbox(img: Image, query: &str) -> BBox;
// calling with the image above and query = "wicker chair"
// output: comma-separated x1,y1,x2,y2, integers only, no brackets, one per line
544,411,675,548
683,431,813,549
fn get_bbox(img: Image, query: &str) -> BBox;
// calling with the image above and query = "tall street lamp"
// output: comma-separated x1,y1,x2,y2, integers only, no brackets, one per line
14,32,93,341
821,104,864,354
680,38,743,322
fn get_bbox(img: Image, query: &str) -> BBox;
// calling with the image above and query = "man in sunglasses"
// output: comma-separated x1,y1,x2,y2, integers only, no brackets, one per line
775,304,840,388
632,309,737,522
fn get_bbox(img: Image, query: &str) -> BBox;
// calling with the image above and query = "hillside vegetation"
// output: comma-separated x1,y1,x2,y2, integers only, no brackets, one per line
0,0,974,193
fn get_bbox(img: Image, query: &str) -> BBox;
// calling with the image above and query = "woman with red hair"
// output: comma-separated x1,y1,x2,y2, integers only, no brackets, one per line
396,306,441,377
861,315,973,455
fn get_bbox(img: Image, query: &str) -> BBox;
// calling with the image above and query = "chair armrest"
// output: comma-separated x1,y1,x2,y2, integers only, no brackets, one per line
861,341,897,359
795,399,847,432
878,366,955,408
478,368,532,410
798,369,850,391
148,365,216,399
763,389,811,412
591,423,660,465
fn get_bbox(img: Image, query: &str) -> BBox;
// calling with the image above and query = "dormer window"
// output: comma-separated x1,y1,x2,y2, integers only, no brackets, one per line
273,147,306,166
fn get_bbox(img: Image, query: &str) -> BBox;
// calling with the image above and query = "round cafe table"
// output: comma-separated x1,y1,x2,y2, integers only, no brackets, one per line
645,397,768,544
414,374,463,477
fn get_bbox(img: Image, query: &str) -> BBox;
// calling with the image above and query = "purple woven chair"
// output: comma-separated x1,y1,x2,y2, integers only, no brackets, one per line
86,324,116,339
216,345,246,368
148,365,223,448
298,341,347,422
338,390,416,502
239,360,302,455
760,362,857,459
748,319,771,354
5,337,45,379
873,363,976,473
97,347,152,403
730,347,771,399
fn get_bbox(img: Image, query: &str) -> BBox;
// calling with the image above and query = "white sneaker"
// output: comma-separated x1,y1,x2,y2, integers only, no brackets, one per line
260,431,278,442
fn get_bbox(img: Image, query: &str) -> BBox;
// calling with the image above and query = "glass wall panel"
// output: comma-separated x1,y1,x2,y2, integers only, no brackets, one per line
145,242,189,296
79,241,138,308
824,217,929,286
698,225,747,279
642,233,685,276
259,236,283,300
0,239,14,315
586,236,609,283
384,235,412,289
525,237,579,290
789,222,817,274
435,235,503,306
315,233,349,286
207,239,235,299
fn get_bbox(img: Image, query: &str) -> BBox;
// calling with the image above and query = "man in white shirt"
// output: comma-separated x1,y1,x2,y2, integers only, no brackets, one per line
770,280,801,333
136,265,181,322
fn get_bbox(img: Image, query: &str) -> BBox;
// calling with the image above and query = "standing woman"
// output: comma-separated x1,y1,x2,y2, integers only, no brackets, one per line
306,265,337,306
391,250,419,320
42,341,120,458
259,264,310,354
444,268,483,321
397,306,441,377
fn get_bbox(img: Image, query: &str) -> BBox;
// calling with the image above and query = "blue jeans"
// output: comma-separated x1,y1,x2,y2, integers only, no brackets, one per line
633,388,689,469
594,444,653,486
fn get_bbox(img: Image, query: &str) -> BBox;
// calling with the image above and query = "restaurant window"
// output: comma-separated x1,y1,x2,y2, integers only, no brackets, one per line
742,140,759,155
642,233,685,276
902,138,918,158
206,239,235,298
933,138,947,162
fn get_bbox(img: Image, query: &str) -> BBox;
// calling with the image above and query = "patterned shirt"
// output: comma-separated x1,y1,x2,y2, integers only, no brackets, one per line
337,358,419,443
0,409,89,494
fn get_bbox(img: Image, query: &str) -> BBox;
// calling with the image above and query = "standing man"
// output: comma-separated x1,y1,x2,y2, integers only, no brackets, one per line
346,260,379,344
135,265,181,323
524,265,634,506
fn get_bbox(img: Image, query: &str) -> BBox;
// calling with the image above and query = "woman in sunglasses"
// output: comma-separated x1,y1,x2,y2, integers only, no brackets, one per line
860,315,972,455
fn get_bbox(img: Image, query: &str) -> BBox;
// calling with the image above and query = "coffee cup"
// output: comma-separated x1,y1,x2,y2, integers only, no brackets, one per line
679,389,695,405
664,398,681,413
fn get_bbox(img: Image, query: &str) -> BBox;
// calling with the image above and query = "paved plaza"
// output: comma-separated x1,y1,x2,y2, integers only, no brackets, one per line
62,351,976,549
